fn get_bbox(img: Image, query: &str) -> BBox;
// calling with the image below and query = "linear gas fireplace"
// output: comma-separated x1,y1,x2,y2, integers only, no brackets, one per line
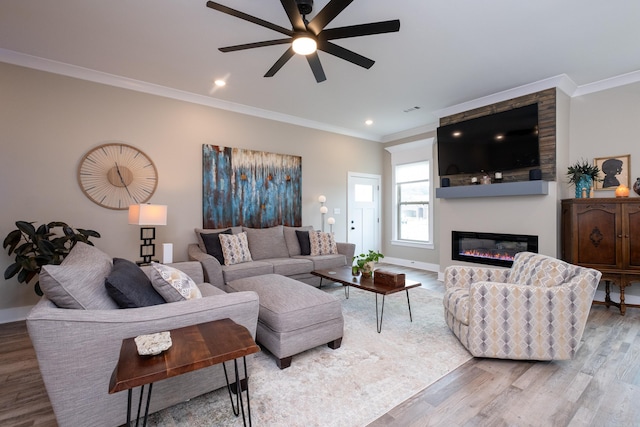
452,231,538,267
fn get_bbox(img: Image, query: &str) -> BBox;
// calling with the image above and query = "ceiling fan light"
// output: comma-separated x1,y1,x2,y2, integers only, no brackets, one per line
292,36,317,55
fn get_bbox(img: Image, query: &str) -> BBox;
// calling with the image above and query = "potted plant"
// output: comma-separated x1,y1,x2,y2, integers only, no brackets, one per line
354,250,384,279
567,159,601,198
3,221,101,295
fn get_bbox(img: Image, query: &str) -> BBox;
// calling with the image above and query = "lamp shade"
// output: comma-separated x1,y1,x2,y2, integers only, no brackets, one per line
320,206,328,214
128,204,167,226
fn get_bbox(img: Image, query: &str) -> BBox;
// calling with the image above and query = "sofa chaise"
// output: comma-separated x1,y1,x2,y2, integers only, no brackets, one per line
26,243,259,427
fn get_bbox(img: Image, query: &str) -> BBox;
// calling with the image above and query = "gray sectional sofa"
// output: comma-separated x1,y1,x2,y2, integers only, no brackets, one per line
26,243,259,427
188,225,356,288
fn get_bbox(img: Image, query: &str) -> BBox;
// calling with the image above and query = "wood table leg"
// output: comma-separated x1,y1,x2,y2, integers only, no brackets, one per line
605,280,612,308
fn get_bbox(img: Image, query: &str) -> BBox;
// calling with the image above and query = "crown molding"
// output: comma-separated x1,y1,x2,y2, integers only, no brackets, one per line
435,74,578,120
380,123,438,143
0,48,382,142
4,48,640,143
573,69,640,97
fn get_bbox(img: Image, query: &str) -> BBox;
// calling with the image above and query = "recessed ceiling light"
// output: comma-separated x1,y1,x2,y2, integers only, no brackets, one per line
214,79,226,87
365,119,373,126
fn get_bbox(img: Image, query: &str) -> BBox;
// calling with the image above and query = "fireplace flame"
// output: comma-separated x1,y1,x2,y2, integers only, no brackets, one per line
460,249,515,261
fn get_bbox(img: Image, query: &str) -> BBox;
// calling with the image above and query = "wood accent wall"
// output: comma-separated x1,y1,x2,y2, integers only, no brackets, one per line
439,88,556,186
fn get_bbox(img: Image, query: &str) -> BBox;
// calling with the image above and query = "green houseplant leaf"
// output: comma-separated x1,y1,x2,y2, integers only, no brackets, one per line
567,159,602,185
3,221,101,295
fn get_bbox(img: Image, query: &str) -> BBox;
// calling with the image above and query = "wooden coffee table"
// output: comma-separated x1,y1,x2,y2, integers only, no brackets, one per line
109,318,259,427
311,267,421,333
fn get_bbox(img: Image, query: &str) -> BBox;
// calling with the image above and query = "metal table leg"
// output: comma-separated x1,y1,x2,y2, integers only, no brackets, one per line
375,294,386,333
223,356,252,427
127,382,153,427
375,290,413,333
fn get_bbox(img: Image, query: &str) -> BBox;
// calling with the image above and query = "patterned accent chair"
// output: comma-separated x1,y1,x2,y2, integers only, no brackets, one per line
443,252,602,360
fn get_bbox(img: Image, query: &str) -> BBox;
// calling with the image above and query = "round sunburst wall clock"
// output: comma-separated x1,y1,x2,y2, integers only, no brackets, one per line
77,142,158,210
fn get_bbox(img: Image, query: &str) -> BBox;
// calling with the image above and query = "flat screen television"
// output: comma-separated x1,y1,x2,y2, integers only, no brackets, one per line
437,104,540,176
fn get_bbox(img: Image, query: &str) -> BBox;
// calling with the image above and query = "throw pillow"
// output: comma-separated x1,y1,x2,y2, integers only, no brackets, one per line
39,242,117,310
201,229,232,264
149,262,202,302
295,230,311,256
219,232,253,265
195,226,242,252
283,225,314,256
105,258,165,308
308,231,338,256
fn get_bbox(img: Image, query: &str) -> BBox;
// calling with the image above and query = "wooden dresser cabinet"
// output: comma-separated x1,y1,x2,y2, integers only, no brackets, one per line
561,198,640,314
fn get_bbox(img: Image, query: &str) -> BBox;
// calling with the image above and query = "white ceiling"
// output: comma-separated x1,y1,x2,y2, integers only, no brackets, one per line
2,0,640,142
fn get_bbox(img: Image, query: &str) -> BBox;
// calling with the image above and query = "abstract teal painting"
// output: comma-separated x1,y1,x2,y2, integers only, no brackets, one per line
202,145,302,228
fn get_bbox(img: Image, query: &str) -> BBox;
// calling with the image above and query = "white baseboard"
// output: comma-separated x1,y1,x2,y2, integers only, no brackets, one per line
0,305,33,324
380,257,439,273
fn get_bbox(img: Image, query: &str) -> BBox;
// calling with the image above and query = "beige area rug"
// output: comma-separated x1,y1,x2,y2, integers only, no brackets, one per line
148,285,472,426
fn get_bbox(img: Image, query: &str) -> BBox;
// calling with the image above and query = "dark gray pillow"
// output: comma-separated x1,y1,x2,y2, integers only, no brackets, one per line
105,258,165,308
201,229,232,264
295,230,311,256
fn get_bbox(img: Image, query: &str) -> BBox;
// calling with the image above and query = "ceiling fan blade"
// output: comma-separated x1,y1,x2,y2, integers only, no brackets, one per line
318,41,375,69
306,52,327,83
206,1,293,37
219,38,292,53
280,0,306,32
264,47,296,78
307,0,355,35
320,20,401,40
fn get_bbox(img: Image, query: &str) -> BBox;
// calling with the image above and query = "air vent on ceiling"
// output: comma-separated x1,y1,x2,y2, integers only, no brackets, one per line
403,106,421,113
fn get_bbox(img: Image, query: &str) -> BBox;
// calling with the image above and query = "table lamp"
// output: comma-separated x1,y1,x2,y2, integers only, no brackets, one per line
128,204,167,265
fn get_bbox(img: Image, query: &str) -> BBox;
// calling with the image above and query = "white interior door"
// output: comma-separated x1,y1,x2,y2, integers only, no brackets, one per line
348,172,381,257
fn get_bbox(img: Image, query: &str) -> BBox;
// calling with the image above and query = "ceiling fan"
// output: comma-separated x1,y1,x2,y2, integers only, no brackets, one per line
206,0,400,83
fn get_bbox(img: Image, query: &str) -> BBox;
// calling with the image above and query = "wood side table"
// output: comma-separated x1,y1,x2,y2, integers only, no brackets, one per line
109,318,260,426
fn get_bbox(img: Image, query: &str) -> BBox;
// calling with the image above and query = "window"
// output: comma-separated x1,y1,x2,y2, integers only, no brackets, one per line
385,138,434,248
396,161,430,242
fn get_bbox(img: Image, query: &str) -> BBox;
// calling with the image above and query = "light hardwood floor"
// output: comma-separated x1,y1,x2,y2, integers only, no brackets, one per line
1,265,639,426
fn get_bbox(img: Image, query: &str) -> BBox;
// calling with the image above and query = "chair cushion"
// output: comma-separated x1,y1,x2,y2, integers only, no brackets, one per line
105,258,165,308
508,252,572,287
221,261,274,282
266,258,314,276
219,232,253,265
150,262,202,302
243,226,290,260
308,231,337,256
294,254,348,270
201,229,232,264
39,242,117,310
